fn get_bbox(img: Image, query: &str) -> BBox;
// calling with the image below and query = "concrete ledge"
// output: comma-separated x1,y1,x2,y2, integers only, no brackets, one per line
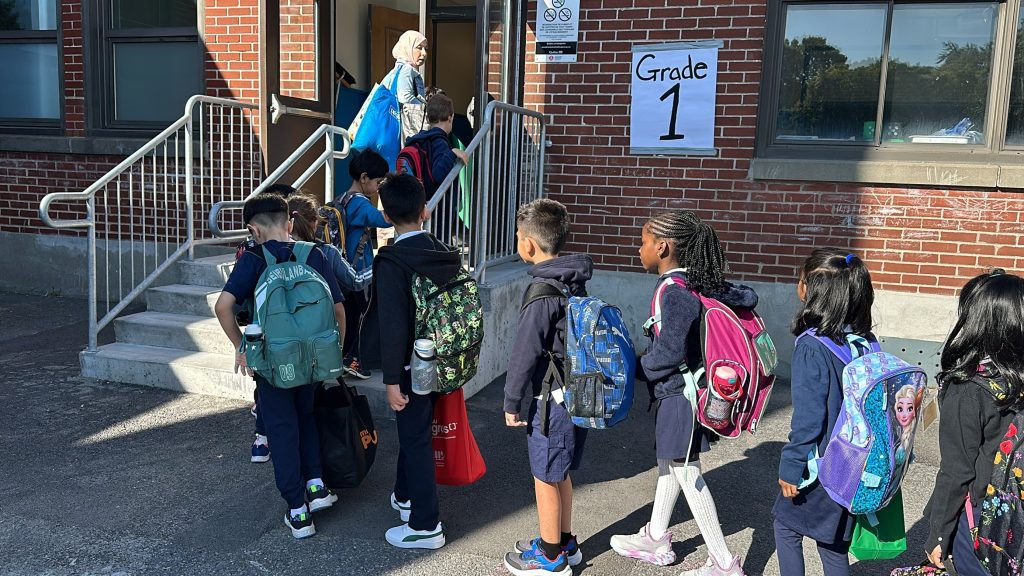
751,157,1024,190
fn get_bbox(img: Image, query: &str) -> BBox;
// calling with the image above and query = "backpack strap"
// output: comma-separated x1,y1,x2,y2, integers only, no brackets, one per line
521,281,567,311
798,329,879,364
338,191,373,265
261,245,278,266
643,274,688,337
292,241,314,265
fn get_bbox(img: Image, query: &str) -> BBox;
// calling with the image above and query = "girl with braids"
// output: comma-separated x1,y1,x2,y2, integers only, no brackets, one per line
286,192,372,294
774,248,875,576
610,211,756,576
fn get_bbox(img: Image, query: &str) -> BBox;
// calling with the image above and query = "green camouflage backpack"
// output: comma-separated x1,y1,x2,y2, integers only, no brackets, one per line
411,267,484,393
243,242,344,388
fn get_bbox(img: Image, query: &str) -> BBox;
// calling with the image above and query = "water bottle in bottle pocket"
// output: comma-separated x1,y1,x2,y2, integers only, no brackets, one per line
704,365,742,430
410,338,438,395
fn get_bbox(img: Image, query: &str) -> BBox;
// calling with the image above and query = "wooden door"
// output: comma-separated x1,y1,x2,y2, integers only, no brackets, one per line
260,0,335,198
369,5,419,86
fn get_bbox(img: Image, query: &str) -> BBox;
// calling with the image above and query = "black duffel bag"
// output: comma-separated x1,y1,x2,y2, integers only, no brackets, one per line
314,380,377,489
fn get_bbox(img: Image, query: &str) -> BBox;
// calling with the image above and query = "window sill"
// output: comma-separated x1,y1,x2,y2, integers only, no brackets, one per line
750,157,1024,190
0,134,153,156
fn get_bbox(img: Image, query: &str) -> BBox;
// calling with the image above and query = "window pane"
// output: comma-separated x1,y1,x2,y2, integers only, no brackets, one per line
111,0,197,28
0,0,57,31
882,3,996,145
113,42,201,122
1006,10,1024,147
775,4,887,142
0,42,59,119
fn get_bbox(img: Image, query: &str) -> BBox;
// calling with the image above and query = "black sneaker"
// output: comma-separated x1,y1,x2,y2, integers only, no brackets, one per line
306,484,338,512
344,358,371,380
284,510,315,539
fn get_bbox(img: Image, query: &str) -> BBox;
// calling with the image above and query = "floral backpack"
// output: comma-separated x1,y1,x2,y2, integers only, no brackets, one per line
972,373,1024,576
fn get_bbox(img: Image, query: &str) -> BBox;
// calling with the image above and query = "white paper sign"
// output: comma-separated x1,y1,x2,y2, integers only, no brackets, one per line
535,0,579,63
630,42,721,155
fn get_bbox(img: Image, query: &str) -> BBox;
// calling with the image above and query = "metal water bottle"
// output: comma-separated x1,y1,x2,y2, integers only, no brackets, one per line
705,365,741,430
410,339,438,395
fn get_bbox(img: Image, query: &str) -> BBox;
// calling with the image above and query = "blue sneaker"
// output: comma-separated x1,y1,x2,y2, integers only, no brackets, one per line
503,540,571,576
514,536,582,566
251,436,270,463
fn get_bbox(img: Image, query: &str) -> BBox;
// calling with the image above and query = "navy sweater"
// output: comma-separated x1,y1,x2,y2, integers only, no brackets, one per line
503,255,593,415
778,335,853,486
639,271,758,400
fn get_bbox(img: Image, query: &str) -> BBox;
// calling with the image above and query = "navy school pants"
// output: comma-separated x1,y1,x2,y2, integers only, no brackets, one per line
255,376,322,510
393,370,440,531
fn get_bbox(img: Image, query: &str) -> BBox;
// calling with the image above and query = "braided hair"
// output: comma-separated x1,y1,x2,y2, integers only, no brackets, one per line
646,211,727,294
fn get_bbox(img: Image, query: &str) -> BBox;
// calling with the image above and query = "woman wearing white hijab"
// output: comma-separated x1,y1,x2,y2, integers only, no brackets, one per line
381,30,428,105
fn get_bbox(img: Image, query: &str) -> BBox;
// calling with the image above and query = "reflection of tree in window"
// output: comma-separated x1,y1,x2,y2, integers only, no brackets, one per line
1007,13,1024,147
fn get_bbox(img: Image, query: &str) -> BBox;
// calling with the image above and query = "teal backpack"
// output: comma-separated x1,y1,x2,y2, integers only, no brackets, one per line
243,242,344,388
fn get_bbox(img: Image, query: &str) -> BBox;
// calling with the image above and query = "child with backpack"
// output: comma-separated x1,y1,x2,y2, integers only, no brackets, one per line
502,199,592,576
359,172,466,549
774,248,876,576
330,148,391,380
287,192,372,294
610,211,752,576
214,192,345,539
398,93,467,246
920,270,1024,575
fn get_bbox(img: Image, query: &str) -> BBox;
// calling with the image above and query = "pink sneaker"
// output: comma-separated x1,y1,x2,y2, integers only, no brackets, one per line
609,523,676,566
679,554,745,576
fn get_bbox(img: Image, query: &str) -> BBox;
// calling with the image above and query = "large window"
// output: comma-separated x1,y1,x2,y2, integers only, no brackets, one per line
93,0,202,130
0,0,60,126
760,0,1023,162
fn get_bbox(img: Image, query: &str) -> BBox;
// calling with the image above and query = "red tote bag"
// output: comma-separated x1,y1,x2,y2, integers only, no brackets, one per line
432,389,487,486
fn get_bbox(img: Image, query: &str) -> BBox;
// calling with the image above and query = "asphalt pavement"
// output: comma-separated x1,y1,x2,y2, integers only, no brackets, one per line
0,291,942,576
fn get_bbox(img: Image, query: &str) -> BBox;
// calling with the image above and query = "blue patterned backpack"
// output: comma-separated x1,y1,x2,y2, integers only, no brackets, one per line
798,330,928,514
522,282,636,432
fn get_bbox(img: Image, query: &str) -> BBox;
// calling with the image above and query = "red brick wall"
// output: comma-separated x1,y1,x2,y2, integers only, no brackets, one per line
278,0,317,101
523,0,1024,296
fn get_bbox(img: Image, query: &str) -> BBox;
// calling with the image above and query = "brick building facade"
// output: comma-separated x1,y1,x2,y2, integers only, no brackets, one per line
2,0,1022,351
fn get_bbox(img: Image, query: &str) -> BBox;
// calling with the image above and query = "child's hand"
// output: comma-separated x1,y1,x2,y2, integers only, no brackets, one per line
505,412,527,427
453,149,468,164
778,479,799,498
234,352,253,377
387,384,409,411
926,545,945,568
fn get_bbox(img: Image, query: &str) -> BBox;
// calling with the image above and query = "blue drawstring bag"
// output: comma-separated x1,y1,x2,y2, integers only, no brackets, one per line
351,72,401,169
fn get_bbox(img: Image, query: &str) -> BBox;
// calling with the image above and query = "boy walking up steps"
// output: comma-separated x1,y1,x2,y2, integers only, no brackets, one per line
503,199,592,576
214,192,344,538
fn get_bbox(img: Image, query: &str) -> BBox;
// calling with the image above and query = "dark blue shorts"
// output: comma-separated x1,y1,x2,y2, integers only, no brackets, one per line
526,398,587,483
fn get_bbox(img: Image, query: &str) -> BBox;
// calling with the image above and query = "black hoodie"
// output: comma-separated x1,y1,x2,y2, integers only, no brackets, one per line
503,254,593,415
640,270,759,400
359,232,462,385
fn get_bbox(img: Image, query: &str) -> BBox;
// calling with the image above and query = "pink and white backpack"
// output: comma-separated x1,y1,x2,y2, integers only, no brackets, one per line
645,274,778,438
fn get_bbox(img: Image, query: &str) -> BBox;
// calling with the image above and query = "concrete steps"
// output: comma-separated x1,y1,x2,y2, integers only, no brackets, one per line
80,249,530,412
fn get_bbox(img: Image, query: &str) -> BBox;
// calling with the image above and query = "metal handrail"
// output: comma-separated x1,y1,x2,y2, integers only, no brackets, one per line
37,95,260,350
207,124,351,239
425,100,547,280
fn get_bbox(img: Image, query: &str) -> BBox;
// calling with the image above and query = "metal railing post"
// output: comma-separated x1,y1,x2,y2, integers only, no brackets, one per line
325,129,335,203
476,117,494,282
87,196,98,351
185,101,196,260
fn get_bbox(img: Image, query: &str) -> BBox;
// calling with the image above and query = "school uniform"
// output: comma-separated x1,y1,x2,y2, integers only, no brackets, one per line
924,369,1014,576
504,254,594,483
640,271,758,461
360,230,462,531
222,240,344,510
773,335,857,575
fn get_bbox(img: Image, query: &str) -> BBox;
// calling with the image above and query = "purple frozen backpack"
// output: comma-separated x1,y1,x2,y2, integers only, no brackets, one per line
799,330,928,514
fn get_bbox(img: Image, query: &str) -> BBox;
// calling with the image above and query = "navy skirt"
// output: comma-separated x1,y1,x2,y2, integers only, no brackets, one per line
772,481,854,546
654,394,713,461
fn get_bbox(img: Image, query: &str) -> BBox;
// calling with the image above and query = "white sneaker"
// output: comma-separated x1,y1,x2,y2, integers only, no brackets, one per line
679,555,745,576
610,522,676,566
391,492,411,522
385,522,445,549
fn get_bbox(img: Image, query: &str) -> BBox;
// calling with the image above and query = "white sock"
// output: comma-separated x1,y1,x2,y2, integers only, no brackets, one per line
254,434,268,445
305,478,324,491
671,460,733,567
290,504,308,517
650,459,681,539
